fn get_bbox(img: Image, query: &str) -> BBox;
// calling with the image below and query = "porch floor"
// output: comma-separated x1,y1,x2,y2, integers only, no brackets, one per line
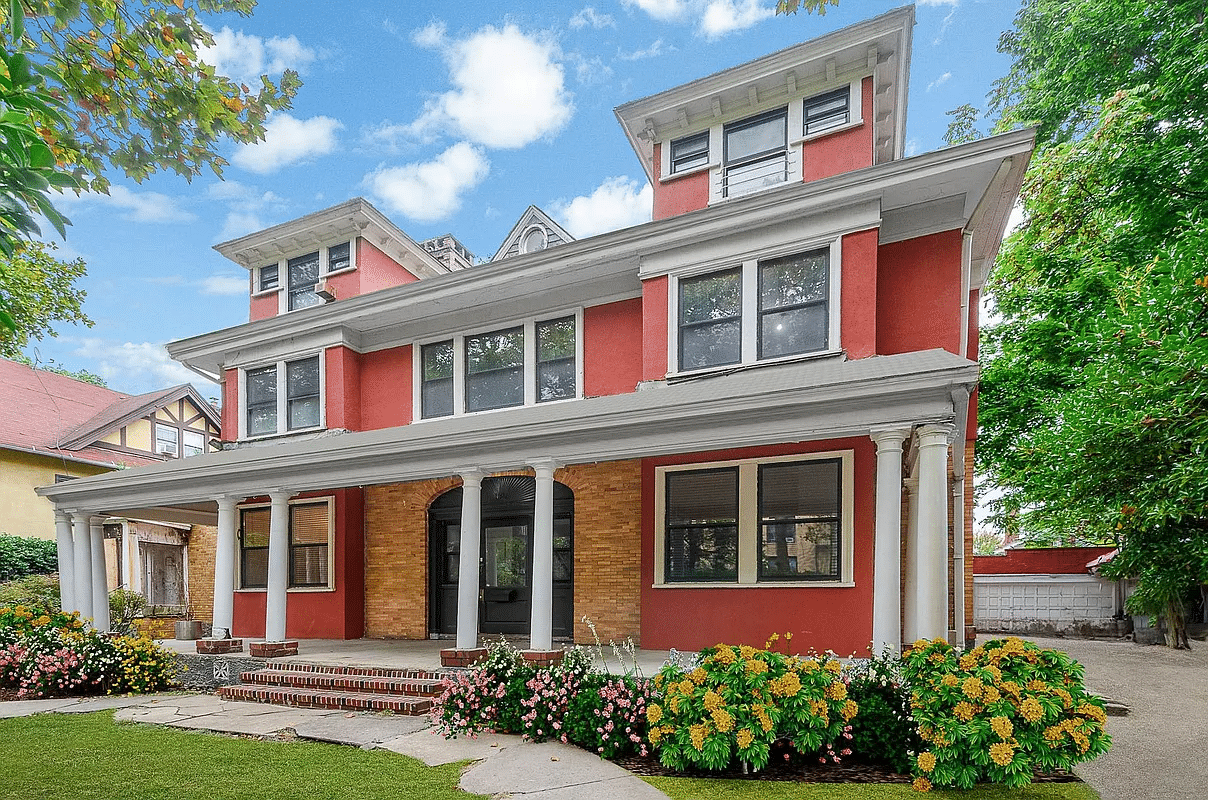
160,637,679,676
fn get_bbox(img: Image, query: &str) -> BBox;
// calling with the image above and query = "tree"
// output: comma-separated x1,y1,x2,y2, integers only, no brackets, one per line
978,0,1208,646
0,239,90,358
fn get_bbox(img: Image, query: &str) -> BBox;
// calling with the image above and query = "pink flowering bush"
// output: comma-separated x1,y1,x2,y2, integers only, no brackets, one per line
565,673,653,758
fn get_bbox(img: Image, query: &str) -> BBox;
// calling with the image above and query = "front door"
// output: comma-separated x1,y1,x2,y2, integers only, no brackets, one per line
428,478,574,638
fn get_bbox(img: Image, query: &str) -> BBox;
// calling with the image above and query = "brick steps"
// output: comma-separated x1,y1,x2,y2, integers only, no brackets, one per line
216,661,451,715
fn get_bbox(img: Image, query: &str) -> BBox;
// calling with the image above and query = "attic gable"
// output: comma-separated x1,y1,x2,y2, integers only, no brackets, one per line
492,205,576,262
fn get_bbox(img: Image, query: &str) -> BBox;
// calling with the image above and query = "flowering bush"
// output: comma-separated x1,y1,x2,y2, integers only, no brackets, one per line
0,603,179,698
565,672,652,758
845,647,922,773
646,639,857,772
431,639,535,737
902,637,1111,791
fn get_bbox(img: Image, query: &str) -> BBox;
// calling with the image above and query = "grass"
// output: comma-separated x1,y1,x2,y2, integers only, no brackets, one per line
0,711,483,800
645,777,1100,799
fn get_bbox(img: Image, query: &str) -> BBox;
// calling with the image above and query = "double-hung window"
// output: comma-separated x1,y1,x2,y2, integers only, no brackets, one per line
154,423,178,456
238,499,332,590
723,108,787,198
182,430,205,457
238,507,270,589
675,245,833,373
287,251,322,311
657,453,850,586
670,131,710,174
255,241,354,311
418,314,580,419
244,355,322,437
802,88,850,136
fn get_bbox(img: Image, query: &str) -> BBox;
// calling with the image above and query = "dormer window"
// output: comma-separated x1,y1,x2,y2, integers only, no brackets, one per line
328,241,351,272
670,131,709,174
723,108,787,198
803,87,849,136
252,240,356,313
258,264,279,292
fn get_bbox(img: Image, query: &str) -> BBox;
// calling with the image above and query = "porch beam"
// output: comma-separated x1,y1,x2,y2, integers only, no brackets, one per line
265,490,291,642
870,427,909,655
455,472,484,650
529,460,559,652
54,511,75,614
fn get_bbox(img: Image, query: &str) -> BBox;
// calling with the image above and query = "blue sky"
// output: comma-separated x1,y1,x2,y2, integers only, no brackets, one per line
27,0,1018,399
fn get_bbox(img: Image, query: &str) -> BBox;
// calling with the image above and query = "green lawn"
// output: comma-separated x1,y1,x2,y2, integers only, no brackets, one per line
646,777,1099,799
0,711,482,800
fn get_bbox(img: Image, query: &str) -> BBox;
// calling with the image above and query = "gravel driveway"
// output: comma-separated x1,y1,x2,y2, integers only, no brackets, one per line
990,635,1208,800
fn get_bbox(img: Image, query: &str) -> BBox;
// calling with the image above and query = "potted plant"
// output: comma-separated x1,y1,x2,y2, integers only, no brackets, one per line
174,600,202,640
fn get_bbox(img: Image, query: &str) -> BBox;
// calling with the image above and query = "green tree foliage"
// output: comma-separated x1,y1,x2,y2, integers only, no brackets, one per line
942,103,983,147
775,0,841,15
0,239,91,358
979,0,1208,646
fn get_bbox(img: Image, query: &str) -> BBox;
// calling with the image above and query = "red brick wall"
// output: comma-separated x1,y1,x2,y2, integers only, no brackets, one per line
974,546,1116,575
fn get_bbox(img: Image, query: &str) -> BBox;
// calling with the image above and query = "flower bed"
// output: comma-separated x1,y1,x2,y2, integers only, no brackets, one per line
0,604,179,699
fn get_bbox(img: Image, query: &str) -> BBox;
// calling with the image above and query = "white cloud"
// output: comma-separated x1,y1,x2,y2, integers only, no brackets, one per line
926,71,952,92
551,177,652,239
364,142,490,223
700,0,774,40
618,39,668,61
231,113,343,174
625,0,688,22
198,27,316,87
905,138,920,157
570,7,616,29
408,23,573,149
359,120,416,155
199,274,249,295
568,53,614,84
918,0,959,5
60,185,195,224
71,338,203,394
205,180,288,240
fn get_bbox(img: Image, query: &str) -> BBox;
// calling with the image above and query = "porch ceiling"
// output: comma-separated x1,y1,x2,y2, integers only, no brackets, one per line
36,348,976,516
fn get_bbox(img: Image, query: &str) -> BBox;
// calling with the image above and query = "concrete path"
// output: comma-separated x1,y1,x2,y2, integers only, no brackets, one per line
1004,635,1208,800
0,693,670,799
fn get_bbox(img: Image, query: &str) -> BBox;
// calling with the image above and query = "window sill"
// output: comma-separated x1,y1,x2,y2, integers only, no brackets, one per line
241,426,326,443
414,394,582,423
667,348,845,384
321,266,356,279
791,118,863,146
653,581,855,589
660,162,716,183
250,287,278,299
235,586,336,593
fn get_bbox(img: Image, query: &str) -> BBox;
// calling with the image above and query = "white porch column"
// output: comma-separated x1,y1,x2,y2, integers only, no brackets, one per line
54,511,75,614
915,424,953,642
211,496,240,639
953,477,967,647
455,472,484,650
265,490,291,642
870,428,909,655
529,461,558,652
71,512,93,622
121,522,138,592
89,517,110,633
902,477,920,644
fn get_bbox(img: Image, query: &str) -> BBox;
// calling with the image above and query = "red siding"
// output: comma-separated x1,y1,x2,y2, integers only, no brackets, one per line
974,547,1116,576
802,77,875,183
876,230,964,356
641,276,669,380
231,488,365,640
249,292,277,322
324,347,362,431
584,299,643,397
359,345,412,430
840,228,878,359
640,438,876,656
653,143,711,220
357,239,420,294
967,287,980,439
221,369,238,440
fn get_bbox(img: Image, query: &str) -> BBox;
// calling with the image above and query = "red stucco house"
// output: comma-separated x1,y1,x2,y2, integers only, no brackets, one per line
38,7,1033,662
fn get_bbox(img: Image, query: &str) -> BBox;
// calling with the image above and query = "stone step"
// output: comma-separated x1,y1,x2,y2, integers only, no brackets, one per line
273,661,446,681
218,684,434,715
239,669,447,697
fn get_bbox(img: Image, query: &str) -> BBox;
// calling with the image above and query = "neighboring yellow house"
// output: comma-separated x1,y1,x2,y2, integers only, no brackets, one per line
0,358,220,606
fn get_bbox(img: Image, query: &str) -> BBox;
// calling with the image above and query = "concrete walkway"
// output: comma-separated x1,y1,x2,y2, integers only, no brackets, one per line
1007,635,1208,800
0,692,669,799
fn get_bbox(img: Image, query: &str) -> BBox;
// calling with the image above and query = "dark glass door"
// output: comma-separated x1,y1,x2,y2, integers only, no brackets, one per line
480,519,530,633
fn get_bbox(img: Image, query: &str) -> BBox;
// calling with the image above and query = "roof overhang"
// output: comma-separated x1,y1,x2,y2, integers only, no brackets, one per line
38,349,976,519
615,5,915,182
213,197,448,280
169,128,1033,377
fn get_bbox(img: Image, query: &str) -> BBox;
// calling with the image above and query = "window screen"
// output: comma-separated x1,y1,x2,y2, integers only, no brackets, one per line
286,356,321,430
679,268,742,370
422,340,455,418
239,507,270,588
758,249,829,359
803,88,850,136
465,327,524,412
664,468,739,582
289,502,330,588
758,459,842,581
536,316,575,402
245,365,277,436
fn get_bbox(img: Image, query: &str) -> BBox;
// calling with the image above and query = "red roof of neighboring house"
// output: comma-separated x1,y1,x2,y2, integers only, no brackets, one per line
0,358,163,468
973,546,1118,575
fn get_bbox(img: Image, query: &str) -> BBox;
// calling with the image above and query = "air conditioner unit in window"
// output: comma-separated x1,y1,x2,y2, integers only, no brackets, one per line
314,278,336,303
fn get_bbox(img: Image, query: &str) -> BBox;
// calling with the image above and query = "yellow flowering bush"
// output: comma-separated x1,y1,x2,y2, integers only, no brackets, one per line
648,638,855,772
902,637,1110,791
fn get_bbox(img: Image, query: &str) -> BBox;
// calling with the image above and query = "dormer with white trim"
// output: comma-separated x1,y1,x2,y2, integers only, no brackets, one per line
615,5,913,220
215,197,450,322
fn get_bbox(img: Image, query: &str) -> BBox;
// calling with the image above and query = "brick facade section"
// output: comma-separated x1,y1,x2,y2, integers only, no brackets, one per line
964,440,976,644
187,524,217,624
557,461,643,646
364,476,460,638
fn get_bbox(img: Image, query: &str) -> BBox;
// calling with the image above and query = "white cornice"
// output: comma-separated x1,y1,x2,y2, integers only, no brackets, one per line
37,350,976,516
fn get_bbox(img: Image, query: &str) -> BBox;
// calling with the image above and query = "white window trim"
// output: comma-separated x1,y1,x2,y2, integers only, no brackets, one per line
248,238,358,312
153,422,179,457
792,79,864,145
666,237,843,377
519,225,549,254
412,309,585,422
237,349,327,440
234,496,336,593
653,450,855,588
181,429,205,458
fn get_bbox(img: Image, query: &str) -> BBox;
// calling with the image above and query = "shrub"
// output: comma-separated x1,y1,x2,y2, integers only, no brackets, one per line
0,534,59,581
0,603,179,699
647,642,857,772
431,639,535,737
109,589,147,636
564,672,653,758
902,637,1111,791
0,574,61,608
845,649,921,773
